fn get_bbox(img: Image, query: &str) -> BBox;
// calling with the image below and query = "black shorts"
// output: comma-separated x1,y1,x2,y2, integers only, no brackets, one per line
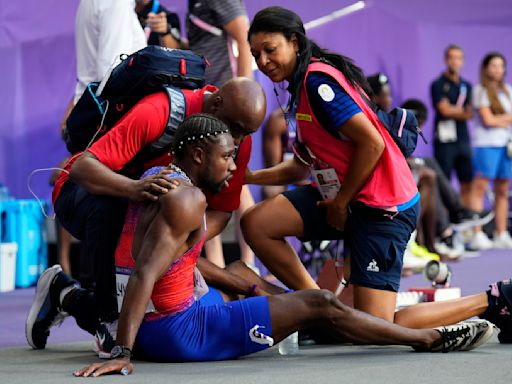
283,185,419,292
434,141,473,183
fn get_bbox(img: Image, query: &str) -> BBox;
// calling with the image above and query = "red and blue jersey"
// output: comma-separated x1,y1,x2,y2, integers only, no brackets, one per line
115,167,205,317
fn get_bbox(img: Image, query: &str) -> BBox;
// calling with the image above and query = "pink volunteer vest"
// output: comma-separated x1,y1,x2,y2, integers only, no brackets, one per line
296,61,417,208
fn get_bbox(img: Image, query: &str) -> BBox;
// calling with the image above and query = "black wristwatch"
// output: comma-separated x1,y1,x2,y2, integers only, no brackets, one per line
159,24,181,41
110,345,132,360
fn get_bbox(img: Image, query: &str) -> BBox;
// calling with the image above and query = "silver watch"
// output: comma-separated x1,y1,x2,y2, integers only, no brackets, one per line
110,345,132,360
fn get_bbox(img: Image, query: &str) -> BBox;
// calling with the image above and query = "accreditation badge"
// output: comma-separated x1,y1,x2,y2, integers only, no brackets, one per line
437,120,457,143
311,168,341,200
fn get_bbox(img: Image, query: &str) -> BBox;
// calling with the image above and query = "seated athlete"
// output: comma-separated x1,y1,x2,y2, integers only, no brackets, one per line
25,77,267,354
74,114,492,377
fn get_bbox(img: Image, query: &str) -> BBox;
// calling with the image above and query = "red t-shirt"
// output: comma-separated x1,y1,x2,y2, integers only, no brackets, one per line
52,85,250,212
52,153,81,204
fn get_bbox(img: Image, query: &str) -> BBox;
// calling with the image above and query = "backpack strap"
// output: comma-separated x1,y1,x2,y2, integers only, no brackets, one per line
398,108,407,138
189,14,223,36
148,86,187,152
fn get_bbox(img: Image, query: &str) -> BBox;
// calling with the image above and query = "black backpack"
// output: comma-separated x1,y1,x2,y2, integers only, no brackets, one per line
356,90,427,157
375,107,427,158
64,46,207,154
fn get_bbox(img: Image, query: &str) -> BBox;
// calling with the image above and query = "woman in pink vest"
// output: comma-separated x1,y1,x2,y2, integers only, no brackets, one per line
243,6,420,322
242,7,512,341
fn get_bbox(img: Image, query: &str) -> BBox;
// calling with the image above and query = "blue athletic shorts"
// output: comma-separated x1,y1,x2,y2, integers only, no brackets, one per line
473,146,512,180
283,185,419,292
134,295,272,362
345,201,419,292
197,286,225,306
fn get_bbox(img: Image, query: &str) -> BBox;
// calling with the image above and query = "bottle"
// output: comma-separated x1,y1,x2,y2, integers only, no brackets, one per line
0,184,10,201
278,331,299,355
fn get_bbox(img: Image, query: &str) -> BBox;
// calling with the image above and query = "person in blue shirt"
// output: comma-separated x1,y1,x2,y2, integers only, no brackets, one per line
430,45,473,207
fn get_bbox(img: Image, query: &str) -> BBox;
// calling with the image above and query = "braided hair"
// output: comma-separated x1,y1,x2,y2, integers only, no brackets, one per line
172,113,230,160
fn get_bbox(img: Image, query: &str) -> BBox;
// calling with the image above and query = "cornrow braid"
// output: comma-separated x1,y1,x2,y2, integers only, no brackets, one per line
172,113,230,160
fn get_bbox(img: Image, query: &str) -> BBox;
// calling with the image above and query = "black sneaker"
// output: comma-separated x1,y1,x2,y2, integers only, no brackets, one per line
480,278,512,343
25,265,77,349
451,209,494,230
93,320,118,359
416,320,494,352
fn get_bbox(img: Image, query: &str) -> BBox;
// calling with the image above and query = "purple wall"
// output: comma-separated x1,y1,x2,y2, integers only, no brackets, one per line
0,0,79,202
1,0,512,201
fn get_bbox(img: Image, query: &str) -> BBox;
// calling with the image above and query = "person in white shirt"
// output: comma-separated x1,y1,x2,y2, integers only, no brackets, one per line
470,52,512,250
74,0,147,103
53,0,147,286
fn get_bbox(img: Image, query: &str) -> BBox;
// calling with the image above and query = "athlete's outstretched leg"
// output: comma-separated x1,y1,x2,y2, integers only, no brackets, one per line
267,290,492,352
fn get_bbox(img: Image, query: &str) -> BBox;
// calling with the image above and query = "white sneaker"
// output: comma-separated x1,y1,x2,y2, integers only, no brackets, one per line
402,248,429,272
493,231,512,249
434,241,463,260
468,231,494,251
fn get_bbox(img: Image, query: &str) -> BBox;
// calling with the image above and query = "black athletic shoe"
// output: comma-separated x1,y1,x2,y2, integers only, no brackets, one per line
415,320,494,352
25,265,77,349
480,279,512,343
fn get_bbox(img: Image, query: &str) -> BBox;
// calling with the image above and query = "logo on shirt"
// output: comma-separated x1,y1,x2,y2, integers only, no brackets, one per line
296,113,312,122
318,83,335,102
366,259,380,272
249,325,274,346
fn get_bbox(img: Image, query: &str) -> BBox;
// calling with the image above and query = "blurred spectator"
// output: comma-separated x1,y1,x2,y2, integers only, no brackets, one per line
403,99,460,260
187,0,253,85
136,0,187,49
367,73,392,112
470,52,512,250
262,108,305,199
430,45,473,207
74,0,146,103
403,99,493,258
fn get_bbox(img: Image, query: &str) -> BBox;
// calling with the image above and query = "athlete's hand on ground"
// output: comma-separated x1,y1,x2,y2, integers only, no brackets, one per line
130,170,180,202
317,198,348,231
73,358,133,377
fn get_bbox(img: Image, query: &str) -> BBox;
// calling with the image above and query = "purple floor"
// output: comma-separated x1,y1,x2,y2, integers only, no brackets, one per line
1,249,510,349
0,288,91,349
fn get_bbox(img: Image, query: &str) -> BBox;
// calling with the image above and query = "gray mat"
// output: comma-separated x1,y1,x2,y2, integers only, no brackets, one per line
0,336,510,384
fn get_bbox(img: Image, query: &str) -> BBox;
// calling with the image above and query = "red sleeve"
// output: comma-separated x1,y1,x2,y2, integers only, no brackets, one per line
205,136,252,212
87,92,169,171
52,153,82,205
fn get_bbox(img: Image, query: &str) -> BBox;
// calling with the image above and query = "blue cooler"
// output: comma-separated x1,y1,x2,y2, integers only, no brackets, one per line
0,200,48,288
